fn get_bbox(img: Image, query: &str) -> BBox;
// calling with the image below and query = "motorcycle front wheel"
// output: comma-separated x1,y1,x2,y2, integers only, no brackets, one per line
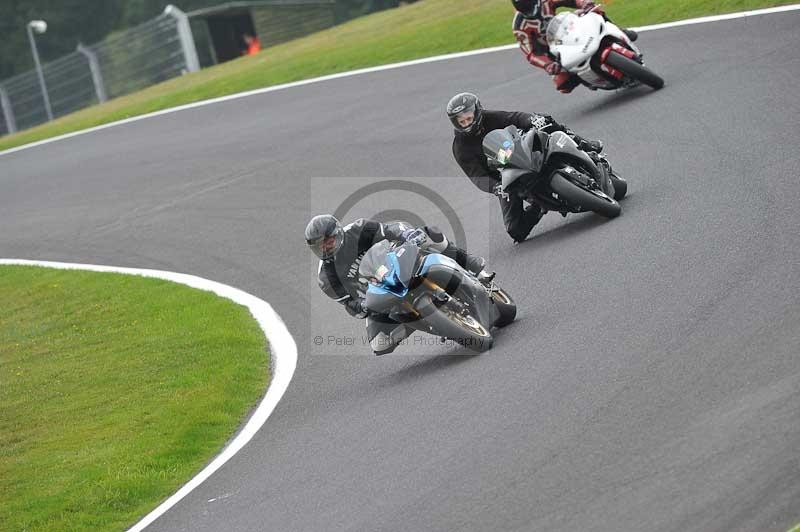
605,51,664,90
550,173,622,218
425,297,494,353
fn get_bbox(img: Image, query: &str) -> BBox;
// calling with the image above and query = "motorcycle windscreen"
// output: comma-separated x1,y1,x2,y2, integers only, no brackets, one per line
545,13,579,46
483,126,537,171
395,243,420,281
359,240,417,295
545,12,570,45
359,239,393,285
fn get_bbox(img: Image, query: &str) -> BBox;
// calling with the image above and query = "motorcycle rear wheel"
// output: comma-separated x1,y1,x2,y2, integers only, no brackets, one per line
491,287,516,328
605,51,664,90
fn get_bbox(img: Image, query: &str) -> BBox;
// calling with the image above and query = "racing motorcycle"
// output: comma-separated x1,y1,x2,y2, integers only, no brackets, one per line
483,125,627,218
545,7,664,90
359,239,516,353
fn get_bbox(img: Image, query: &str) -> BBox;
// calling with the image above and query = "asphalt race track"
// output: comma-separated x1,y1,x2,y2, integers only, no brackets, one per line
2,11,800,532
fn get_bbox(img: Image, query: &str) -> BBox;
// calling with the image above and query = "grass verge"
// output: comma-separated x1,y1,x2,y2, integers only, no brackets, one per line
0,0,796,152
0,265,269,532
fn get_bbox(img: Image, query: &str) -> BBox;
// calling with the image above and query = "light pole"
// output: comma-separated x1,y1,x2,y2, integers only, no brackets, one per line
27,19,53,122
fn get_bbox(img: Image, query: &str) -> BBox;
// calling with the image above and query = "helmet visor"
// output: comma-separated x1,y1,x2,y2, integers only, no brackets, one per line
308,229,343,259
449,104,477,132
518,1,541,18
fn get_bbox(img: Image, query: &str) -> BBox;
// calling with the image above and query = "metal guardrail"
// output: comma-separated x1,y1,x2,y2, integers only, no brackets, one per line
0,5,199,136
0,1,406,138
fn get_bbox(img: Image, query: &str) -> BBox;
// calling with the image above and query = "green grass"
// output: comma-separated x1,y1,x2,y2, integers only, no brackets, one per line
0,0,795,152
0,266,269,532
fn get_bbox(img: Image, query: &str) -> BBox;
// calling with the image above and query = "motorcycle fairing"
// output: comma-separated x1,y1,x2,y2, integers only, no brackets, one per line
418,253,459,276
544,131,599,175
361,241,420,299
418,253,470,298
420,254,499,330
547,11,641,88
547,12,604,70
366,251,409,297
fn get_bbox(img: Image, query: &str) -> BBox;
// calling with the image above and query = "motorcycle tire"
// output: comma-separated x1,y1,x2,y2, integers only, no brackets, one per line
424,297,494,353
491,287,516,328
605,51,664,90
550,173,622,218
609,173,627,201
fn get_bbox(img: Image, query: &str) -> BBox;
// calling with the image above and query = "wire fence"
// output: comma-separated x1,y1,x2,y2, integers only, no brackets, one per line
0,7,197,137
1,51,96,132
92,13,188,99
0,1,411,138
252,4,337,49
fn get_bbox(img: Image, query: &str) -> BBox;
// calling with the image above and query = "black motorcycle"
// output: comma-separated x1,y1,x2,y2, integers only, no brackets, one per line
358,239,516,353
483,126,627,218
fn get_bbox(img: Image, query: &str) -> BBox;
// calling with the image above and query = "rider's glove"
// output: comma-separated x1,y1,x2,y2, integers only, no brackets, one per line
577,138,604,153
544,61,562,76
578,1,602,15
493,183,510,201
400,227,428,247
345,298,369,319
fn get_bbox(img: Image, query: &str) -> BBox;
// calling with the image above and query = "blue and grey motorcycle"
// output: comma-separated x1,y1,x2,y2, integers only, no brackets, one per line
358,239,516,353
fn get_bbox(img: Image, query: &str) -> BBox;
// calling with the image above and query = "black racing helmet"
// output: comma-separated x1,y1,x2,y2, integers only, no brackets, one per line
512,0,542,19
305,214,344,260
446,92,484,135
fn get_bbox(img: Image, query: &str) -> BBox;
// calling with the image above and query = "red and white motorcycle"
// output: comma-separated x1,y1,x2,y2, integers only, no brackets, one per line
545,7,664,91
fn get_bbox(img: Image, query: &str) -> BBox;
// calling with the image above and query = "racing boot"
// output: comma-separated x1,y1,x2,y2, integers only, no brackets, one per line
524,203,545,222
476,269,496,287
463,252,486,276
622,28,638,42
446,244,495,285
509,204,546,244
463,251,496,286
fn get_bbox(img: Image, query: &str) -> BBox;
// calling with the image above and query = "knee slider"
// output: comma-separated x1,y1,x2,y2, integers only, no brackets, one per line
423,226,448,252
370,326,409,355
424,226,445,243
371,331,396,355
507,227,529,242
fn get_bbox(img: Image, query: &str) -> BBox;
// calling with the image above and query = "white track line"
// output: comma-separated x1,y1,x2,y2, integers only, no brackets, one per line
0,259,298,532
631,3,800,32
1,4,798,159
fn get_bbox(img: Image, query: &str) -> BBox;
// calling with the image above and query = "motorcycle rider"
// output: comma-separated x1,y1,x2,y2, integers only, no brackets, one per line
448,91,603,243
306,214,493,355
512,0,639,93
